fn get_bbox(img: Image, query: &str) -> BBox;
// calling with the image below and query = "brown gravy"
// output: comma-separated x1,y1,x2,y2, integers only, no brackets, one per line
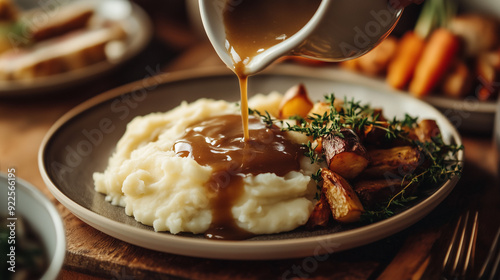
174,115,304,239
173,0,319,239
223,0,321,140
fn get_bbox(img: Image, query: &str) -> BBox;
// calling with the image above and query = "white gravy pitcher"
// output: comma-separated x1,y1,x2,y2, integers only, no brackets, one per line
199,0,404,76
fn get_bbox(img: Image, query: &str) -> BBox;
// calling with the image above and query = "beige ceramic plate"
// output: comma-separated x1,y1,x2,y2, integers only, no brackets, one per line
0,0,152,97
38,66,463,260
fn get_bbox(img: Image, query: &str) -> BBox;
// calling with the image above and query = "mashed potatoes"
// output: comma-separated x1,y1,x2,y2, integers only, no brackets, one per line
93,93,319,235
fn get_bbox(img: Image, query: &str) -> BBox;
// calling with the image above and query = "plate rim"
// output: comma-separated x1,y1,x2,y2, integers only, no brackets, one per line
424,94,497,114
38,66,464,260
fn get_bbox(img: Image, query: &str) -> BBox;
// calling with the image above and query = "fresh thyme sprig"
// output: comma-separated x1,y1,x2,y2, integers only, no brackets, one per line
282,94,418,142
248,108,275,127
311,169,323,200
361,136,463,222
304,141,324,164
249,93,463,222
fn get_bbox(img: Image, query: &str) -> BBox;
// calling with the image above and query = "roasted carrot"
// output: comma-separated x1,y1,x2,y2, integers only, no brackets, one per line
409,28,461,97
386,31,426,89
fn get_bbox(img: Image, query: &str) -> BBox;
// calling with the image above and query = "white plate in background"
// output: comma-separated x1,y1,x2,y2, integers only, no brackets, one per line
0,0,152,97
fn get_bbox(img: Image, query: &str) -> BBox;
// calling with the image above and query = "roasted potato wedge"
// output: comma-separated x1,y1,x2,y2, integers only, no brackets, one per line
356,110,391,146
414,119,440,143
361,122,390,146
321,169,364,223
279,83,314,119
306,193,331,228
362,146,422,178
322,129,369,179
353,179,414,208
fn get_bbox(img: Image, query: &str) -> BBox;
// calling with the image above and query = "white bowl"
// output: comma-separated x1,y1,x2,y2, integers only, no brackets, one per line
0,172,66,280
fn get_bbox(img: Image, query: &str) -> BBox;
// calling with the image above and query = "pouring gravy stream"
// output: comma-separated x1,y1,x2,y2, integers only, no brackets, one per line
223,0,321,140
173,0,321,239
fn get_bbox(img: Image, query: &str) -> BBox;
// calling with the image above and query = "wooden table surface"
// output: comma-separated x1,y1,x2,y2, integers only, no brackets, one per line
1,2,499,279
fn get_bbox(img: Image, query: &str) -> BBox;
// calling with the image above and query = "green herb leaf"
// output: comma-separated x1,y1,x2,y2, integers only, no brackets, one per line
249,93,463,224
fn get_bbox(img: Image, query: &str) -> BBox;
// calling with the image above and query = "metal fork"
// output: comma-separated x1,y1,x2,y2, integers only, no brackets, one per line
442,210,479,280
477,225,500,280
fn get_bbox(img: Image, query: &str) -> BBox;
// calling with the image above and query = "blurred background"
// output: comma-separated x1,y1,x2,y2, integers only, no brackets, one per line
0,0,498,116
0,0,498,105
